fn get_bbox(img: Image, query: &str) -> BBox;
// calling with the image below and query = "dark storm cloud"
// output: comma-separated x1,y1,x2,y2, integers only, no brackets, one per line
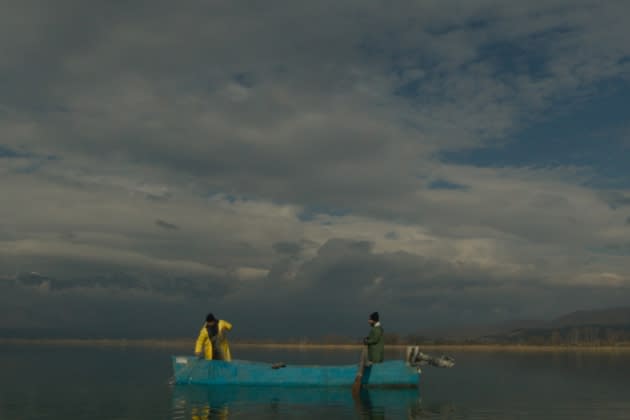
5,0,628,215
0,253,233,301
3,236,630,338
218,238,630,337
272,241,303,256
299,239,519,296
2,0,630,339
385,231,399,240
0,279,204,338
155,219,178,230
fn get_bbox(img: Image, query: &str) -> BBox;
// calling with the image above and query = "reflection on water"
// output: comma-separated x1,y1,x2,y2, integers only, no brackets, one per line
2,346,630,419
167,349,630,420
170,385,424,419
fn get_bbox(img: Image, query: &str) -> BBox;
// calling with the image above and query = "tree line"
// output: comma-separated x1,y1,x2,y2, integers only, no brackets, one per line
332,326,630,346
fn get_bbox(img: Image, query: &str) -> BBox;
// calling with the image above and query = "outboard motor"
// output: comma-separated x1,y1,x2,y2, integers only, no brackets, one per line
406,346,455,368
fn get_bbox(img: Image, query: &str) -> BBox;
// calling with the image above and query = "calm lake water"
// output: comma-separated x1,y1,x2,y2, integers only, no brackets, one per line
1,345,630,419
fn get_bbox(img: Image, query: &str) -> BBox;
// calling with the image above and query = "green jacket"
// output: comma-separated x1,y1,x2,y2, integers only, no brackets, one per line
365,323,384,363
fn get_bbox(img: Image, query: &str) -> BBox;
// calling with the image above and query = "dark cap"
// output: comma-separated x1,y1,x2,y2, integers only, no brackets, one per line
369,312,379,322
206,313,216,322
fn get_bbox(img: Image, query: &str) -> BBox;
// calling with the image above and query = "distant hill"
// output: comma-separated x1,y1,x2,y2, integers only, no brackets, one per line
551,307,630,327
408,306,630,344
413,319,546,341
477,306,630,345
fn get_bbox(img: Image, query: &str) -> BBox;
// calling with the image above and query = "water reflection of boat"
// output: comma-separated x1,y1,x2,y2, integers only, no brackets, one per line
171,356,419,387
171,384,422,419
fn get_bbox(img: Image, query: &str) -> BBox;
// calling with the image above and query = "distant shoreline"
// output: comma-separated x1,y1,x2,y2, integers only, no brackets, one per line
1,338,630,352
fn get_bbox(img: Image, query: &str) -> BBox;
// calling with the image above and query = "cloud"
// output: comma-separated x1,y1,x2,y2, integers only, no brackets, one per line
0,145,30,159
1,0,630,338
427,179,471,191
272,241,304,256
385,231,400,240
155,219,178,230
600,191,630,209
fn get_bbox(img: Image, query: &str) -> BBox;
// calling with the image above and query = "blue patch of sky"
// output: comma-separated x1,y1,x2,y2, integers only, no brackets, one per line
14,157,60,174
428,179,470,191
393,25,574,101
233,72,255,88
0,144,30,158
358,29,442,88
439,79,630,188
478,25,574,77
0,145,60,174
471,39,549,79
394,77,429,101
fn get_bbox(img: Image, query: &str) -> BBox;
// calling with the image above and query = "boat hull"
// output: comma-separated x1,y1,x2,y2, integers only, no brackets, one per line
172,356,419,387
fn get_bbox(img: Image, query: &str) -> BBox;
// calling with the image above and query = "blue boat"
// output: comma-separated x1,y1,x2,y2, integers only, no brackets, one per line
171,356,420,387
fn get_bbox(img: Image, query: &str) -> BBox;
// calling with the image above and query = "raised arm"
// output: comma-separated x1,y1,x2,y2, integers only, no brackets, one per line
220,320,233,333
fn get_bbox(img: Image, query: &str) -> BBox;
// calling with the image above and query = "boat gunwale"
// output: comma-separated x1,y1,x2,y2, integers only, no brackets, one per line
171,355,419,388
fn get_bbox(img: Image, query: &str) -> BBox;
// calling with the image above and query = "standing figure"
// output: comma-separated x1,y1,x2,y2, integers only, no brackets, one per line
363,312,384,363
195,313,233,361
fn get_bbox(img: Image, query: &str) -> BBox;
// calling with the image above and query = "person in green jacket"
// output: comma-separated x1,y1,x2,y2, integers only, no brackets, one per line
363,312,384,363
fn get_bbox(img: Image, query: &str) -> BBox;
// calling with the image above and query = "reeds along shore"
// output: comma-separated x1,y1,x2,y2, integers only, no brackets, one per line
1,338,630,352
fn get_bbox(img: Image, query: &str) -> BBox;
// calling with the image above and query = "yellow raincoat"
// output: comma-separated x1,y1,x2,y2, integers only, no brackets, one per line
195,320,232,361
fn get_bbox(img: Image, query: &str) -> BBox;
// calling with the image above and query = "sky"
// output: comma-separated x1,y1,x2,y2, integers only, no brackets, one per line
1,0,630,339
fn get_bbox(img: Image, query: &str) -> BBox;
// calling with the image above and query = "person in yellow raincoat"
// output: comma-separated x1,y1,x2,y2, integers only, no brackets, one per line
195,313,233,361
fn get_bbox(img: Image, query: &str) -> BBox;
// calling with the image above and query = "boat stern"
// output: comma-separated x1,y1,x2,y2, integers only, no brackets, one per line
172,356,199,384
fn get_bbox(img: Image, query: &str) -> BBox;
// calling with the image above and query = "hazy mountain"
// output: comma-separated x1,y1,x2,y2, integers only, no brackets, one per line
474,306,630,344
550,307,630,328
414,319,546,340
412,306,630,341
